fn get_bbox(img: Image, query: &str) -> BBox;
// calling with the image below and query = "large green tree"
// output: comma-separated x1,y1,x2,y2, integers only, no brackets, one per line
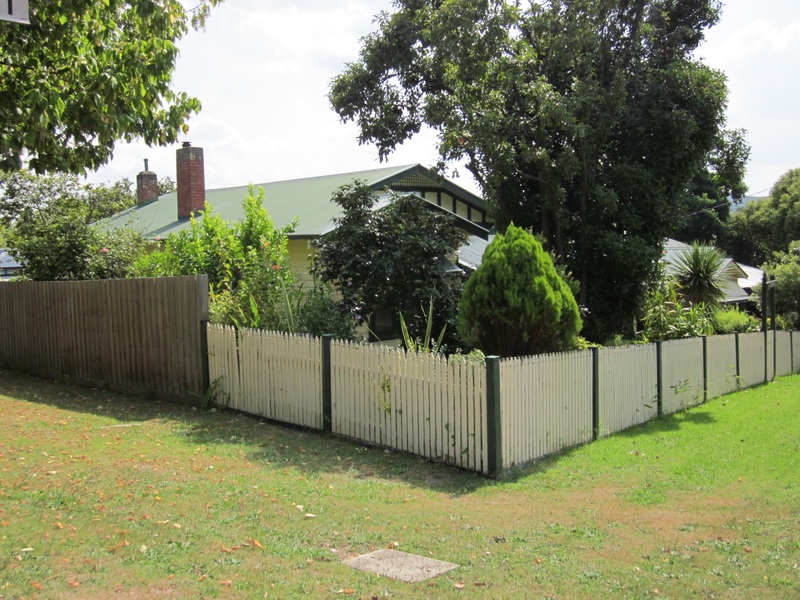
670,128,750,244
0,0,223,174
723,168,800,266
330,0,734,341
763,241,800,330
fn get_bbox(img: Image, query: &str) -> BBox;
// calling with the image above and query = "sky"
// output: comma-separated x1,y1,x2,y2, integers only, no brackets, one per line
88,0,800,200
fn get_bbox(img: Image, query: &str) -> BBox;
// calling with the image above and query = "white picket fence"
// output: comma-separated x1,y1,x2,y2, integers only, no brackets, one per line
207,325,798,477
207,325,322,429
500,351,593,468
331,341,488,473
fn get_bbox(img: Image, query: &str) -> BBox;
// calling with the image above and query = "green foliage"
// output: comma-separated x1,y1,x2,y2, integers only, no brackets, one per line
457,224,581,356
330,0,732,341
158,176,177,196
134,186,297,330
640,277,715,341
399,298,447,354
673,242,726,306
313,181,467,344
712,307,761,335
0,170,143,280
763,241,800,329
671,129,750,244
293,284,359,340
723,168,800,265
0,0,223,173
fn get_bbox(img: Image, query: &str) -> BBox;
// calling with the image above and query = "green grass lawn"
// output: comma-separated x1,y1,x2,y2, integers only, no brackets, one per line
0,370,798,599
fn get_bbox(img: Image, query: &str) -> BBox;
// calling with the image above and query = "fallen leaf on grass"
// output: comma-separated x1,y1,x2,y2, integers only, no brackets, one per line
108,540,129,553
454,582,466,589
220,579,232,587
252,539,263,549
68,580,80,587
30,581,44,590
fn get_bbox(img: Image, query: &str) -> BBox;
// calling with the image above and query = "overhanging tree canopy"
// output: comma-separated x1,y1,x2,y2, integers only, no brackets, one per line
330,0,737,340
0,0,223,174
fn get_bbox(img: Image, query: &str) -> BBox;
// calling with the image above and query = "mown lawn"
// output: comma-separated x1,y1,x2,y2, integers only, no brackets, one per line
0,369,798,599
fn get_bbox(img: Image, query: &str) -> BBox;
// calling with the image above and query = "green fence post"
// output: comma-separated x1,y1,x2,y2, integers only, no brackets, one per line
322,334,333,433
592,347,600,439
735,332,741,389
486,356,502,478
701,335,708,403
656,341,663,417
198,275,211,398
762,272,768,382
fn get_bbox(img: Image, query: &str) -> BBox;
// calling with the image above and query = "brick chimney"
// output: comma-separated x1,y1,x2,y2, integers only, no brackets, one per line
176,142,206,219
136,158,159,205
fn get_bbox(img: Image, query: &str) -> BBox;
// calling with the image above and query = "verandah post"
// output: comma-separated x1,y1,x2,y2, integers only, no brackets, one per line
322,334,333,433
735,332,741,389
486,356,502,478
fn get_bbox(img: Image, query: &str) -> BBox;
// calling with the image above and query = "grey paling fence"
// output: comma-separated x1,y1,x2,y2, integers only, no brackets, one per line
794,333,800,374
705,334,738,399
660,338,705,414
598,344,659,433
738,332,767,387
776,331,792,377
0,276,209,401
208,325,799,477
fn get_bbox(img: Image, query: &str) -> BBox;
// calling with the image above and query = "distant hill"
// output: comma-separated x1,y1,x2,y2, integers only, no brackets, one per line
731,195,768,213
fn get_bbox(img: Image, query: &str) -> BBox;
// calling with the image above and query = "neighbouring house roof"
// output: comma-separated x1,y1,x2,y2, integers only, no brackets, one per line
662,239,763,304
101,163,490,241
457,235,493,270
0,249,22,279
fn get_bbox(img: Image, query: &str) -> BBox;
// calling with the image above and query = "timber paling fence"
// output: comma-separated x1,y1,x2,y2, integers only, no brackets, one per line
0,276,797,477
0,276,209,401
208,325,800,477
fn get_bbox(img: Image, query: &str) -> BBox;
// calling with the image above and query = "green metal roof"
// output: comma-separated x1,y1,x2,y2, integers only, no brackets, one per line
101,164,488,239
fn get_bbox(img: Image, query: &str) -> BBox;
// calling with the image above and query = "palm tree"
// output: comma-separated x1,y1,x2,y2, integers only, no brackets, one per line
674,242,725,306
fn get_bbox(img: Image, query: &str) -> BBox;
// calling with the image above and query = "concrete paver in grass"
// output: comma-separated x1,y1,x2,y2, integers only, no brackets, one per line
343,549,459,583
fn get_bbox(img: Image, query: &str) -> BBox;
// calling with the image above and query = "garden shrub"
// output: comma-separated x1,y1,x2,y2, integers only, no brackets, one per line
712,307,761,334
133,186,295,329
457,224,581,356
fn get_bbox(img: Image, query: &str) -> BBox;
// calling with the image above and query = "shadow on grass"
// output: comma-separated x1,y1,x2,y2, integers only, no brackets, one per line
0,370,489,496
